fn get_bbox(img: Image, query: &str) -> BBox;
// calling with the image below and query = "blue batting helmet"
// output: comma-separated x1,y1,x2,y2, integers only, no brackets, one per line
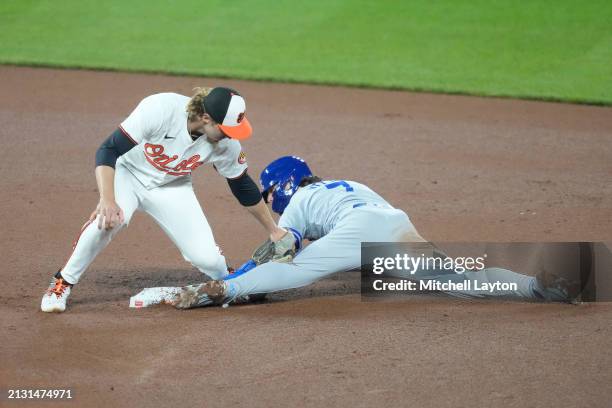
260,156,313,214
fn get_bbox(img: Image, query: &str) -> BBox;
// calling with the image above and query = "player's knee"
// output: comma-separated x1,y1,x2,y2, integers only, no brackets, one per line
184,249,227,279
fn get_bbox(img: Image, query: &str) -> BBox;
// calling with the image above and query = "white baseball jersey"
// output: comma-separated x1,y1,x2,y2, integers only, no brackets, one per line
58,92,245,286
278,180,392,241
118,93,247,189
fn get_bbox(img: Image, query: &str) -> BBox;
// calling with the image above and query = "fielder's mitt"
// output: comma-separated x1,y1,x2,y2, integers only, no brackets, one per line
252,232,297,265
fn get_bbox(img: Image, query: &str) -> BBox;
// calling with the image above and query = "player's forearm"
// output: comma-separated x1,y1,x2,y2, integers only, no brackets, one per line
223,262,319,301
246,200,286,240
226,172,283,238
95,165,117,202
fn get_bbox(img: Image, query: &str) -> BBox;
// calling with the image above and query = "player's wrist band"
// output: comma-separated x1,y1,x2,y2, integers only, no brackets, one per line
286,227,303,251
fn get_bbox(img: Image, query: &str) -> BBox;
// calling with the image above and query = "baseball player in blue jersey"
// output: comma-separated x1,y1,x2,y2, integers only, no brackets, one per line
169,156,579,309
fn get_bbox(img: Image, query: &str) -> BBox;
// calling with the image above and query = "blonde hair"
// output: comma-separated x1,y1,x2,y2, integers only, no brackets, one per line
186,87,213,121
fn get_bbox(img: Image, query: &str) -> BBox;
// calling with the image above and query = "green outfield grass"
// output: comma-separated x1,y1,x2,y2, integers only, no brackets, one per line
1,0,611,104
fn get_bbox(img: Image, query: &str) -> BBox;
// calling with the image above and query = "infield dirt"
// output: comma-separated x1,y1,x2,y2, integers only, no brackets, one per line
1,66,611,408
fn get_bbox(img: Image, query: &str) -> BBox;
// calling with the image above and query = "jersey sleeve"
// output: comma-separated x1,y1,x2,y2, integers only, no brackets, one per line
213,140,248,179
119,95,165,144
278,198,307,244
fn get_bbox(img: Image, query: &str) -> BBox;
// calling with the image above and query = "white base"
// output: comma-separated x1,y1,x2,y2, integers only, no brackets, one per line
129,287,183,308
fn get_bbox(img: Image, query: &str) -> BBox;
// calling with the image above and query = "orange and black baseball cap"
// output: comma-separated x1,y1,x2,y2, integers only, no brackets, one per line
203,87,253,140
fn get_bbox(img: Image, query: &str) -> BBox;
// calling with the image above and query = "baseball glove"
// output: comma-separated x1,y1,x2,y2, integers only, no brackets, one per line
252,231,297,265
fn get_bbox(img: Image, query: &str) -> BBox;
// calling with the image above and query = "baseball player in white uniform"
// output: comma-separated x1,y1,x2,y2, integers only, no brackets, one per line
41,87,286,312
170,156,578,309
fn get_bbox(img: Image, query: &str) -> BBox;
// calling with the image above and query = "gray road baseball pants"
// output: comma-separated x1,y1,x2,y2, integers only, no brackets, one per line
224,207,555,302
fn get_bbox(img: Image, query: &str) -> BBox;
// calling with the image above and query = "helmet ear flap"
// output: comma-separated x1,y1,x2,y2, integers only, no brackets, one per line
269,176,296,214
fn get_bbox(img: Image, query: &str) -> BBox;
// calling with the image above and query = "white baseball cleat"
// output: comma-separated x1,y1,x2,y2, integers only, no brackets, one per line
41,277,72,313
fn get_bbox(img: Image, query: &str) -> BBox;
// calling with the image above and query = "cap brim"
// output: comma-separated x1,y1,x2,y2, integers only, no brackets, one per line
219,117,252,140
